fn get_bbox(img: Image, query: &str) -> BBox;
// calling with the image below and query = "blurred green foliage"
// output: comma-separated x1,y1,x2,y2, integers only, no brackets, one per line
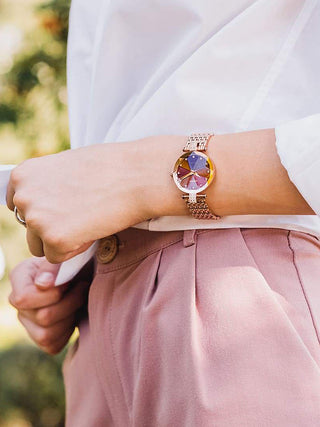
0,345,66,426
0,104,18,125
0,0,71,425
0,0,70,160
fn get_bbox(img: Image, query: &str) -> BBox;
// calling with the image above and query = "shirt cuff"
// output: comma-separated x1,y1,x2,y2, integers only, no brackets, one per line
275,113,320,216
275,114,320,216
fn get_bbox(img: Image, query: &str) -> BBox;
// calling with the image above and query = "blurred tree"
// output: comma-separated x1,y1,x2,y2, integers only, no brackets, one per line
0,0,71,158
0,104,18,125
0,1,71,425
0,345,66,426
7,0,70,94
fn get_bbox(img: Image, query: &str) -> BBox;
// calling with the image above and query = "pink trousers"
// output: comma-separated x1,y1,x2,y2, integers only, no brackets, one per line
63,228,320,426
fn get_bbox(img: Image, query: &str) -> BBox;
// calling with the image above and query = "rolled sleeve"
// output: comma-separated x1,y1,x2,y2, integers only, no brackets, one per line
275,114,320,216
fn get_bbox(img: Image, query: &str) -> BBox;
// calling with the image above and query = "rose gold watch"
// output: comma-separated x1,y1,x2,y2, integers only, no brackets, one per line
171,133,220,220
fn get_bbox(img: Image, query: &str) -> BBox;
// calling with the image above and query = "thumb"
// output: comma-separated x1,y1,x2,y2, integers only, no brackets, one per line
34,259,62,289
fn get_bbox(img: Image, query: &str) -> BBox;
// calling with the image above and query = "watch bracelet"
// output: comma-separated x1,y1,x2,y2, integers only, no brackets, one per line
183,133,213,152
182,194,220,220
183,133,220,220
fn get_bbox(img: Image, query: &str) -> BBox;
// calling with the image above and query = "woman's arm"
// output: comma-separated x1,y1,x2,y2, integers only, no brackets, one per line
6,128,314,263
152,129,313,219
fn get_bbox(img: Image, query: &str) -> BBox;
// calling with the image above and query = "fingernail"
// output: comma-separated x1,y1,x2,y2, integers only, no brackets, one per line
35,272,55,286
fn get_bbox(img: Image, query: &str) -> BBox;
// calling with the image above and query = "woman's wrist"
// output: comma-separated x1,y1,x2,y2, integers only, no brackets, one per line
8,128,313,263
134,135,189,221
206,129,313,216
136,129,314,223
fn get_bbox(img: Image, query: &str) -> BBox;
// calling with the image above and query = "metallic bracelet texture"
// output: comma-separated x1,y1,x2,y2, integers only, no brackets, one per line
182,194,220,220
172,133,220,220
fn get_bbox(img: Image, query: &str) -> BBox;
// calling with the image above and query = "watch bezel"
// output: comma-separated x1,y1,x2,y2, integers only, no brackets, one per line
172,150,215,194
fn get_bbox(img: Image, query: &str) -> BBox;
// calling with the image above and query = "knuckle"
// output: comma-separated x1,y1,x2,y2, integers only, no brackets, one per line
45,251,66,265
8,292,16,308
51,288,64,303
25,212,40,229
13,191,28,210
36,329,53,348
29,246,44,258
36,308,53,327
10,292,26,309
10,166,24,185
44,235,69,261
9,259,30,284
44,230,64,248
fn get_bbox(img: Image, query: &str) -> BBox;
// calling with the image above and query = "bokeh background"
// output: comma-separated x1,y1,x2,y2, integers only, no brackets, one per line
0,1,71,425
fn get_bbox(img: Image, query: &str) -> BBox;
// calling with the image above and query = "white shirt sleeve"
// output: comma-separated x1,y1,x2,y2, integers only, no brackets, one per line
275,114,320,216
0,165,15,206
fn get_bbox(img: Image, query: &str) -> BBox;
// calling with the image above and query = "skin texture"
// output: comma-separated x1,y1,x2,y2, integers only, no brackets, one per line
8,129,314,352
9,257,93,354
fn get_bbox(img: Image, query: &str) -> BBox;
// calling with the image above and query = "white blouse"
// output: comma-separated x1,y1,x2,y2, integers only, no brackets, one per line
66,0,320,237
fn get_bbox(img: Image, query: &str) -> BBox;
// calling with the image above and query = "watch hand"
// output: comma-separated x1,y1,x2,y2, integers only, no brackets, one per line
194,169,209,178
180,171,193,181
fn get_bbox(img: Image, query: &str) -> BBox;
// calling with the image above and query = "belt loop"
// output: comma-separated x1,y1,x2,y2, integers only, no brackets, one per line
183,229,197,248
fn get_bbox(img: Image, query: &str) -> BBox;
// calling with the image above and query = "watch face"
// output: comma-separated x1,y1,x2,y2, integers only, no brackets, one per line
173,150,215,193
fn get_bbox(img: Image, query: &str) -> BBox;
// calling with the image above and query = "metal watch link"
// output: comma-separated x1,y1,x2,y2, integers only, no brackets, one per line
171,133,220,220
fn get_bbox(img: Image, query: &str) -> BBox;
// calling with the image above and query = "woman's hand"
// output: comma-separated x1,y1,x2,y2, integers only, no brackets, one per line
6,130,312,264
9,257,93,354
6,137,185,263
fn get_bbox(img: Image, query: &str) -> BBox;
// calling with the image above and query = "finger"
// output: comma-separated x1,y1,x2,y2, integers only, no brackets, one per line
39,327,76,355
19,281,89,327
34,259,61,289
9,258,63,309
26,228,44,258
37,280,89,326
18,312,75,351
9,283,63,310
43,239,95,264
10,257,44,283
9,257,63,308
9,257,65,310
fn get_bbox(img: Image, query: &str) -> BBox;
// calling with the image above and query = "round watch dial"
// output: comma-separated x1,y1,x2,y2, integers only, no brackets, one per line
173,150,215,193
